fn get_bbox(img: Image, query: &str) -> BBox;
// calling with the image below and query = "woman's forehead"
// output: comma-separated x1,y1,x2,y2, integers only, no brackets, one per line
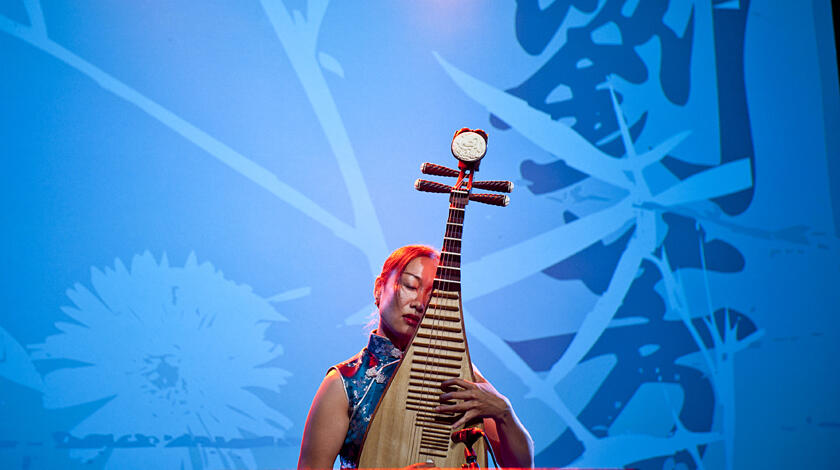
402,257,437,278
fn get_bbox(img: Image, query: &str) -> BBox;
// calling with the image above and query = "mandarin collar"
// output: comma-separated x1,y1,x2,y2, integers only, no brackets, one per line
368,331,404,360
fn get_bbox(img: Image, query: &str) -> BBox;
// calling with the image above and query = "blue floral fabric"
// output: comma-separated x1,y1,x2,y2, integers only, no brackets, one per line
331,332,404,469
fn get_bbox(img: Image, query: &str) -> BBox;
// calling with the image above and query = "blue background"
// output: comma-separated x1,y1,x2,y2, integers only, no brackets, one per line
2,1,839,469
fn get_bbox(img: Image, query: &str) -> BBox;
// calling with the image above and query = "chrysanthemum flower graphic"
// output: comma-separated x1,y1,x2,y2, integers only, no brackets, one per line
31,251,292,469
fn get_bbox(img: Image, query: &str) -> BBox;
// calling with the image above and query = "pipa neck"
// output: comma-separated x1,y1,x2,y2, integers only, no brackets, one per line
435,189,467,293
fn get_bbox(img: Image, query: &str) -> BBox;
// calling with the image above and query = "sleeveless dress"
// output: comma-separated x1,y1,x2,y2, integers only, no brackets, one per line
330,332,403,469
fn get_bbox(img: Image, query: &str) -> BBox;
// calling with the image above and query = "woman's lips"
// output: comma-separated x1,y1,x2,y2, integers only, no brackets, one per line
403,314,420,327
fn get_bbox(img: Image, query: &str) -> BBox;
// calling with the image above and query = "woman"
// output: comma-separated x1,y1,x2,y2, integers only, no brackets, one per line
298,245,534,469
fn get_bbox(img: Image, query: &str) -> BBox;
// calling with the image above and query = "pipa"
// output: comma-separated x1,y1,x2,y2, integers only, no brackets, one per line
358,129,512,468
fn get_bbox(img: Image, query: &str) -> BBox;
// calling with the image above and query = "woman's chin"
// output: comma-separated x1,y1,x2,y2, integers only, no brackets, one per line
380,320,418,348
399,326,415,339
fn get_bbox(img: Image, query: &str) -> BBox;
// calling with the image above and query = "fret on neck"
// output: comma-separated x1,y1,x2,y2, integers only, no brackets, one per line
437,191,466,289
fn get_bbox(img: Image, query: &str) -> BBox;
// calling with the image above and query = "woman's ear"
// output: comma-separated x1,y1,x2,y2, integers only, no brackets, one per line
373,276,382,307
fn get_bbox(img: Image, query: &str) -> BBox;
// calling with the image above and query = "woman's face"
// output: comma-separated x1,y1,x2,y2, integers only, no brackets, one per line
377,256,437,350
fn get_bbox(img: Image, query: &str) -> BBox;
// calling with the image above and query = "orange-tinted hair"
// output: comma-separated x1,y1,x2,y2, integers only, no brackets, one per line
374,244,440,306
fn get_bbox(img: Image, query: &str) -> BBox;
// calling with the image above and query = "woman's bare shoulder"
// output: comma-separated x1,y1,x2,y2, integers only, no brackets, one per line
298,369,350,469
318,368,349,408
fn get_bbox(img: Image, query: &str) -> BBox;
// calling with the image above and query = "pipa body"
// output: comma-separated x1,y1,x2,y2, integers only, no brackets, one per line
358,189,486,468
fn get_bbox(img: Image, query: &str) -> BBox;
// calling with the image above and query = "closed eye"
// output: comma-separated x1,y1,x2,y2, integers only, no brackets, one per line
401,274,420,290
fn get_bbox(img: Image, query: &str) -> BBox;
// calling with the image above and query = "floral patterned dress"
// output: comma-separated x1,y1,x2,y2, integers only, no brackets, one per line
330,332,404,469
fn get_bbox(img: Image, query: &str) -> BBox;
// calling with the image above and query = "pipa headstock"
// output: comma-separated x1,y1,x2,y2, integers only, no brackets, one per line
415,128,512,207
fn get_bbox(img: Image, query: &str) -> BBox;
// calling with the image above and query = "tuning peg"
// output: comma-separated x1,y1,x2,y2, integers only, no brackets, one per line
414,179,453,194
469,193,510,207
471,180,514,193
421,162,460,178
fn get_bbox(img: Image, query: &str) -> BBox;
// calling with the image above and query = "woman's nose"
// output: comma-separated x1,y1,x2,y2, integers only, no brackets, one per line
415,289,432,310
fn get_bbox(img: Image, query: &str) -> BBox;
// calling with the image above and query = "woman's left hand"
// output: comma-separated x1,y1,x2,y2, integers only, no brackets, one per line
435,378,512,429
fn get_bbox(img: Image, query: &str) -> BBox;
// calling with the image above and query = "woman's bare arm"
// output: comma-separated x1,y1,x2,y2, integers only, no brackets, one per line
298,369,350,470
476,378,535,468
